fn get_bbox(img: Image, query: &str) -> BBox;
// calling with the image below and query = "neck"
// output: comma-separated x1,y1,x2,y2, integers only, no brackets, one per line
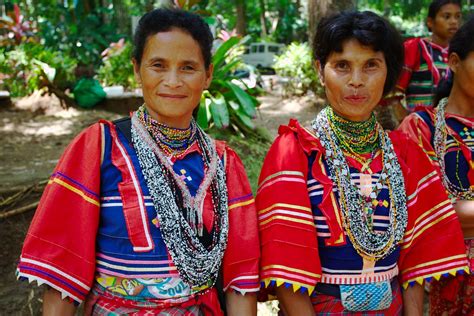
327,107,379,154
446,86,474,118
145,105,192,129
431,34,449,48
136,105,197,156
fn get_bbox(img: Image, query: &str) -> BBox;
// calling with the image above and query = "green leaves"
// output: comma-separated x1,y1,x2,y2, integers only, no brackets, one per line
212,37,241,70
273,42,321,96
208,91,230,128
199,35,260,136
221,80,257,118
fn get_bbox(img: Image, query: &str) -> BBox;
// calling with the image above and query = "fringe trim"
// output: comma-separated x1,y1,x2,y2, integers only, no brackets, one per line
16,269,82,305
261,277,315,295
402,266,470,289
227,286,260,295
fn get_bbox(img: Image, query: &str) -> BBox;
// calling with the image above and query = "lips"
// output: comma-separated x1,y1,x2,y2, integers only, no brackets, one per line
157,93,187,99
344,95,367,103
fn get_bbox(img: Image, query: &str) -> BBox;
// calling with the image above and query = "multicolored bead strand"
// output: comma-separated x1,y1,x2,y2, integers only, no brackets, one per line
136,105,197,157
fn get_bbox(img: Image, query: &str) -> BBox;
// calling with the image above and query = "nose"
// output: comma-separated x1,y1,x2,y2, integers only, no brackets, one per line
348,69,364,88
450,15,460,26
163,69,183,88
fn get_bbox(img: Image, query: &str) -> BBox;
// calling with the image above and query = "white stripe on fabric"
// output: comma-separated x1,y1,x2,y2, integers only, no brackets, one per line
113,137,153,252
20,257,90,291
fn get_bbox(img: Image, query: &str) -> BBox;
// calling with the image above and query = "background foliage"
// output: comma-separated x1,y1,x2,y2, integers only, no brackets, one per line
273,42,322,97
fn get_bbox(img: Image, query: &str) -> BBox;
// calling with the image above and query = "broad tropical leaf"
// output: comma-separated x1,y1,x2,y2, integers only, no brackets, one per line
223,81,257,118
212,36,241,69
208,92,230,128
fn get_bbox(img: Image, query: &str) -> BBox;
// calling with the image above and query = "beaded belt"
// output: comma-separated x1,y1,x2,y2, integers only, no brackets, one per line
314,278,398,299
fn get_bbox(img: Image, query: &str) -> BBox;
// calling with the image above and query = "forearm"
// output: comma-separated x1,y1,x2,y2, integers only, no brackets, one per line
402,283,424,316
225,291,257,316
276,286,314,316
42,288,76,316
455,200,474,234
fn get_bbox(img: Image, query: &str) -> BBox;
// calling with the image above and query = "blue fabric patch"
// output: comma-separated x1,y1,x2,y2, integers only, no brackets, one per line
340,280,392,311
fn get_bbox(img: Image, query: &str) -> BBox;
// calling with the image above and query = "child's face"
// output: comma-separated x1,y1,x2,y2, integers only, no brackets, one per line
428,3,462,42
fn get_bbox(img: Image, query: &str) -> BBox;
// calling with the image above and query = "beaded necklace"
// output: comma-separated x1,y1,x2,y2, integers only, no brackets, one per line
131,112,229,288
433,98,474,201
313,107,408,261
327,109,379,154
344,150,381,173
136,106,197,157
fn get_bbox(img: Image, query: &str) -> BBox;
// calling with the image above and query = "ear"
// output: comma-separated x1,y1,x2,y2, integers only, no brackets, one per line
426,17,434,32
314,60,325,86
204,64,214,89
448,52,461,74
132,58,142,85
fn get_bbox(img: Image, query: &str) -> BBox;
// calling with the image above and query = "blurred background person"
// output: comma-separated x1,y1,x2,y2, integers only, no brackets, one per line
399,16,474,316
388,0,462,123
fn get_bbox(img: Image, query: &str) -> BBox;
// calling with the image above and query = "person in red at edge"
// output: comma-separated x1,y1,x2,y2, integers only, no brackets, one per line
256,10,468,315
399,17,474,315
388,0,462,123
16,8,259,315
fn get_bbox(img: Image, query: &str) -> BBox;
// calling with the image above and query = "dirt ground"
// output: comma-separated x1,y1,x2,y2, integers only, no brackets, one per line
0,92,122,315
0,92,321,315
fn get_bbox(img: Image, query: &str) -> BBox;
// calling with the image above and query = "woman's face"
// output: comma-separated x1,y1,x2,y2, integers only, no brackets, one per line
317,38,387,122
428,3,461,43
451,51,474,99
133,28,213,128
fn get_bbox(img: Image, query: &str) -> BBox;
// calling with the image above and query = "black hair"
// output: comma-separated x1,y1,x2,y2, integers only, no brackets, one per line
427,0,462,31
133,8,213,69
434,15,474,106
313,10,404,96
428,0,462,19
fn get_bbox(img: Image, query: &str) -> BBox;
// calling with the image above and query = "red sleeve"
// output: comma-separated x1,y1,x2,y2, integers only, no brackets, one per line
256,127,321,295
221,144,260,294
390,132,468,289
16,123,103,303
398,111,438,165
396,38,421,92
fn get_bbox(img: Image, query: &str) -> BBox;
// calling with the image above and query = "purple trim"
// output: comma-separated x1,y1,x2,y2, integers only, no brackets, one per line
52,171,100,198
234,281,260,286
18,265,88,298
228,193,253,204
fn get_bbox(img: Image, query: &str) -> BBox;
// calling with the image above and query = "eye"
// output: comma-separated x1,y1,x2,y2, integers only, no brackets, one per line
334,61,349,71
152,62,164,69
181,65,196,71
365,60,379,69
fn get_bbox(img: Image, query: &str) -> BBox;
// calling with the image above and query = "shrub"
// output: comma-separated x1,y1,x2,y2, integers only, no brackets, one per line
97,39,138,90
0,42,77,97
273,42,323,97
196,36,265,139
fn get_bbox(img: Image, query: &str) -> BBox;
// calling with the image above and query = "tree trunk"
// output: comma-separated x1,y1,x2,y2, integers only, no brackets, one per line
235,0,247,36
308,0,355,45
112,0,131,35
258,0,268,38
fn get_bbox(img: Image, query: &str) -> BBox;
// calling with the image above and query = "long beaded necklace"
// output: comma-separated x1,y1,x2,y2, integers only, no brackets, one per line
136,106,197,157
433,98,474,201
313,107,408,261
131,111,229,288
